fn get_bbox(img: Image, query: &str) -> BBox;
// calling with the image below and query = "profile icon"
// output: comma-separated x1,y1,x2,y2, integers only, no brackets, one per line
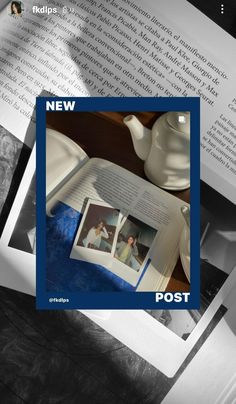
11,1,22,16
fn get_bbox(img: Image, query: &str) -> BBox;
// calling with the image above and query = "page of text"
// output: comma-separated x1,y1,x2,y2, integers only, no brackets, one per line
0,0,235,198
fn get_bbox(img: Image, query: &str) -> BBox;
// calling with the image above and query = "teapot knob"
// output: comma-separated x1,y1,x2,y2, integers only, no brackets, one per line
166,112,190,134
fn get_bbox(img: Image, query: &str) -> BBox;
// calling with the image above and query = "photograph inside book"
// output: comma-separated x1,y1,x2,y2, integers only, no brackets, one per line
70,200,158,285
43,106,194,296
75,201,120,254
114,215,157,272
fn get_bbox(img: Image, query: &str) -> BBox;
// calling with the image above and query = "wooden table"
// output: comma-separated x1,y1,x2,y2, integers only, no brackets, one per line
46,110,190,292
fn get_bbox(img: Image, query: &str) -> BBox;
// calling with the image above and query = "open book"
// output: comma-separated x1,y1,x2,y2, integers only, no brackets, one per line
45,127,187,293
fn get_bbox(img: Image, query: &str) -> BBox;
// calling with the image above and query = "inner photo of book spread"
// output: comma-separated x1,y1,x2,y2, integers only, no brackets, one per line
42,107,195,301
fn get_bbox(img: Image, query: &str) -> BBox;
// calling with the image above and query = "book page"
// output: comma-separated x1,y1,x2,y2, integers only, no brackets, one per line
47,157,186,291
0,0,235,201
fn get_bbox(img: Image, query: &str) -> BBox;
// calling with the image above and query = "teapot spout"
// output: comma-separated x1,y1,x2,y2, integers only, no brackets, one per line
123,115,151,161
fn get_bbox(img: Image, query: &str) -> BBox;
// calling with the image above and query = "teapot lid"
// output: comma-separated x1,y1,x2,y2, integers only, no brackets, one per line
166,112,190,134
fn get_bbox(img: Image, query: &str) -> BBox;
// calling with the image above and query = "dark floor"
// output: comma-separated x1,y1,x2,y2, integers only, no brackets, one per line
0,286,174,404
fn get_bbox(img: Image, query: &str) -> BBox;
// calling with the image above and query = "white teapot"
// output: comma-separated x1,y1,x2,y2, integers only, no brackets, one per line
123,112,190,190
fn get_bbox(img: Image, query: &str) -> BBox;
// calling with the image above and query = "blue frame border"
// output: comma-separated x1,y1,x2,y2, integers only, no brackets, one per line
36,97,200,310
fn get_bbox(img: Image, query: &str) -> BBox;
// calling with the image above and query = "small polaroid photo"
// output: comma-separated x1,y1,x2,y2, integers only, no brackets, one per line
70,199,121,267
110,215,158,286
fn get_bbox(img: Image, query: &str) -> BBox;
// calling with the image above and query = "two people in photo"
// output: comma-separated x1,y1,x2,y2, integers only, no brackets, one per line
84,221,140,271
74,201,157,278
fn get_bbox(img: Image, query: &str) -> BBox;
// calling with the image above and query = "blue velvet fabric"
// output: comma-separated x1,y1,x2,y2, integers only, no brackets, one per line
46,202,135,292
